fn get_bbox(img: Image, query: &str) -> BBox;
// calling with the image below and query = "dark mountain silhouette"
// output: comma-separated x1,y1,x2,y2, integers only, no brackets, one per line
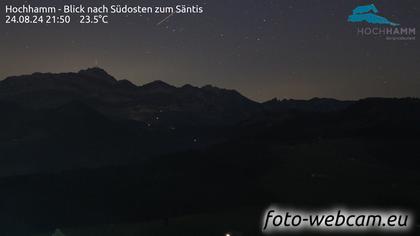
141,80,176,90
263,97,354,112
0,68,260,125
1,69,420,175
343,97,420,122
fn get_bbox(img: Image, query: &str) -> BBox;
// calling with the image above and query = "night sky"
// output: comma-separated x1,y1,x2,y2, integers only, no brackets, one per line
1,0,419,101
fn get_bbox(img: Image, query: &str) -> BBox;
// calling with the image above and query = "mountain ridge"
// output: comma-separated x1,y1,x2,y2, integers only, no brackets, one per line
0,68,261,125
2,68,419,125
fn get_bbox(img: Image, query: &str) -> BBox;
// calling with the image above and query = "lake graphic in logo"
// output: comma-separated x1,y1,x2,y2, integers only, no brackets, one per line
347,3,415,41
347,4,399,26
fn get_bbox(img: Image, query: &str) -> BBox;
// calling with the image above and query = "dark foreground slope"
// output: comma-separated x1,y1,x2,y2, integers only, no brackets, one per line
0,70,419,235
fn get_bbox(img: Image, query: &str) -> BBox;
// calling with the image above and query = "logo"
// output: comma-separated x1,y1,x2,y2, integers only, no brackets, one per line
347,3,415,41
348,4,399,26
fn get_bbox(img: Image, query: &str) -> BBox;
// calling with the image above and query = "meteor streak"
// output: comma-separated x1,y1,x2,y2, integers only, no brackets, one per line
157,12,175,26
